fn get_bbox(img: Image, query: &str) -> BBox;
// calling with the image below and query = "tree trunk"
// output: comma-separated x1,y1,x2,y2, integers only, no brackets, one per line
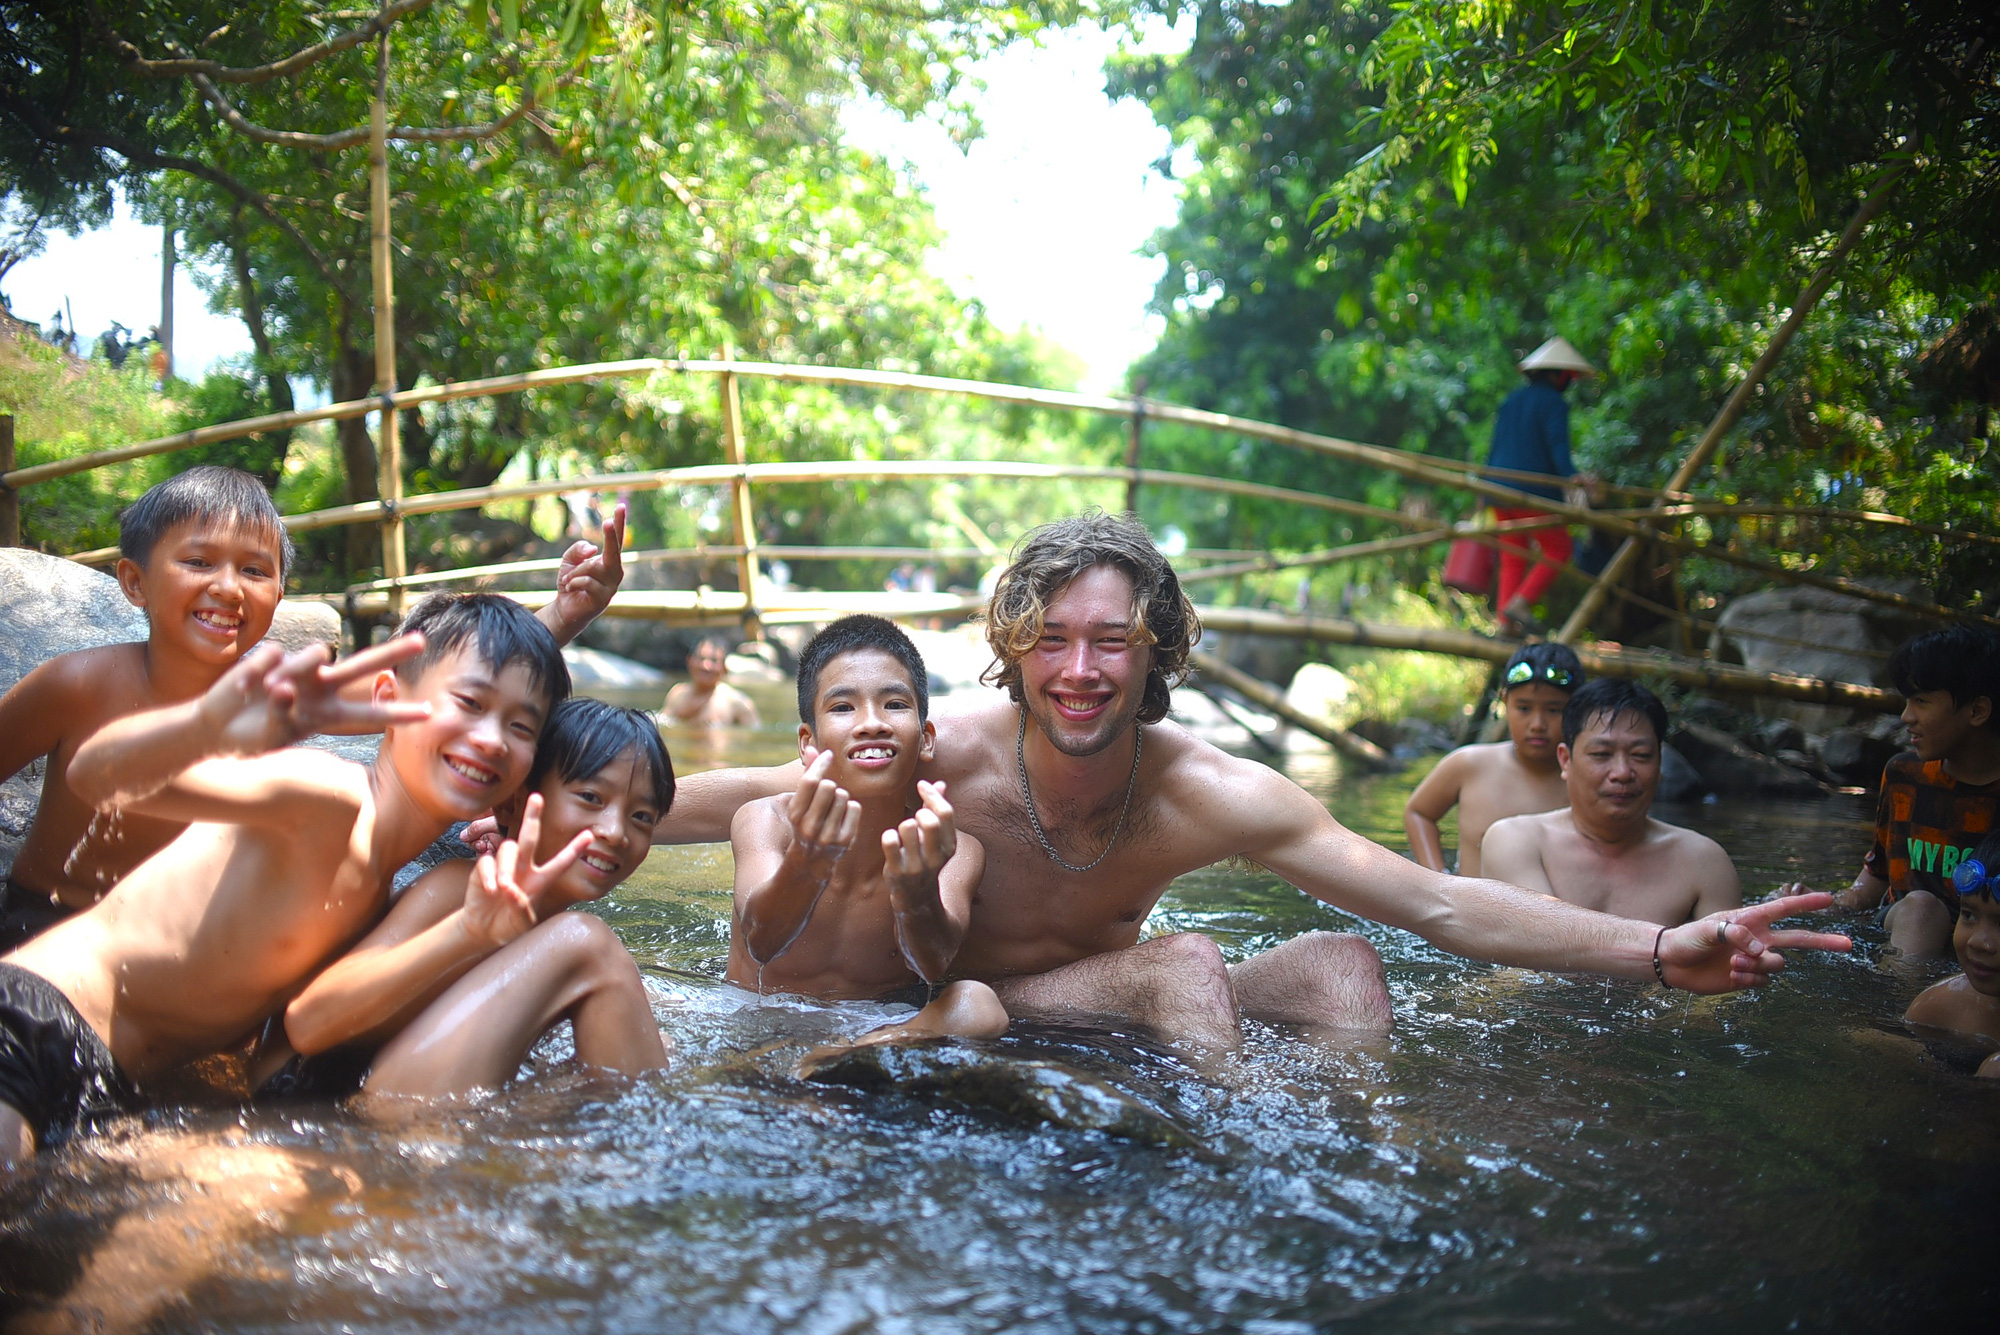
227,213,292,488
331,338,380,572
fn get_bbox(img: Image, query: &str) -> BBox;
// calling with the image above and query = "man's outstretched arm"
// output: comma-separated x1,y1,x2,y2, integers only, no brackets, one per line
1236,764,1850,992
655,761,802,844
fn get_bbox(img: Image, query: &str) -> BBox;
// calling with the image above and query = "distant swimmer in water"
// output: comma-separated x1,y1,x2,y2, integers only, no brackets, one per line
1404,643,1583,877
1903,830,2000,1077
726,616,1005,1056
1481,678,1743,927
664,633,761,728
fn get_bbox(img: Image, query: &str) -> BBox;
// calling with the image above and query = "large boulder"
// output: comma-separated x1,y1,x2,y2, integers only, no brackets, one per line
1819,726,1902,787
1668,721,1830,798
1712,584,1925,732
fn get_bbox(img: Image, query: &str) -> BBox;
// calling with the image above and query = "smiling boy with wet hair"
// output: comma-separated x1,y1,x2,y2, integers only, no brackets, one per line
1482,677,1741,926
1790,625,2000,959
1405,642,1584,876
0,593,568,1173
729,614,1004,1052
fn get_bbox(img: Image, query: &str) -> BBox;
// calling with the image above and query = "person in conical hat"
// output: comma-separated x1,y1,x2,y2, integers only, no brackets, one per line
1484,335,1597,633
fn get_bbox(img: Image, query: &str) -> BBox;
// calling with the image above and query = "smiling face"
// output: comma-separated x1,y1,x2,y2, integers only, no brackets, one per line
1558,708,1661,824
1901,688,1991,763
802,647,934,797
1954,893,2000,997
511,748,663,907
116,519,284,669
1503,682,1570,767
377,645,549,823
1019,564,1149,758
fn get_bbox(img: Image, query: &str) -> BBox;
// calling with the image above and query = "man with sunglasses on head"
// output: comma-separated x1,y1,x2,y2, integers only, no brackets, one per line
1481,678,1742,927
1406,644,1583,878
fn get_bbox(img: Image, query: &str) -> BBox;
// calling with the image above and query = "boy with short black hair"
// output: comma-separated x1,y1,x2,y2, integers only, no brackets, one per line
1904,829,2000,1077
664,632,761,728
1797,625,2000,959
279,699,674,1100
0,473,627,948
0,593,566,1172
728,615,1004,1051
1405,642,1584,876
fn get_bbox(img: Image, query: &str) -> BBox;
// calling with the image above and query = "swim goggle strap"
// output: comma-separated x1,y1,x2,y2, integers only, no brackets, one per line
1951,858,2000,897
1504,661,1578,689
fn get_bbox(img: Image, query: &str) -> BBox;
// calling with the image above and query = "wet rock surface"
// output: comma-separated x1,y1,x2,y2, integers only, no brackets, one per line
1669,722,1830,797
803,1037,1202,1150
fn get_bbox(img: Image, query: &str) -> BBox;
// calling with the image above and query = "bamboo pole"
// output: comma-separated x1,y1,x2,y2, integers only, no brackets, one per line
717,350,761,637
369,29,406,615
1186,648,1393,769
1554,170,1903,643
0,415,16,546
1125,392,1144,515
1196,605,1900,711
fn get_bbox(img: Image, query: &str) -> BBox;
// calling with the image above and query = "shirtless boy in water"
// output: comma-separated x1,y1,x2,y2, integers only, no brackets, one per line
0,471,625,948
1482,678,1741,926
665,633,761,728
728,616,1005,1045
1904,830,2000,1077
1404,643,1581,876
0,594,563,1172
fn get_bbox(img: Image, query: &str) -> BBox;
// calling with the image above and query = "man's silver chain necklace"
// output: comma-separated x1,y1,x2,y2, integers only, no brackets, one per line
1016,709,1142,874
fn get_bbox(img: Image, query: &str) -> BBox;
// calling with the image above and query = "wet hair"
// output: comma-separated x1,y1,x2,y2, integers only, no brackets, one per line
527,698,675,816
981,509,1199,725
118,465,294,575
796,615,929,726
1888,625,2000,728
691,632,733,657
1501,642,1583,695
1561,677,1668,748
394,592,571,712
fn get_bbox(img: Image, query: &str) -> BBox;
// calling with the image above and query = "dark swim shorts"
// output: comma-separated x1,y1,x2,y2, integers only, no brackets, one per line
253,1044,375,1103
0,962,140,1151
0,878,75,954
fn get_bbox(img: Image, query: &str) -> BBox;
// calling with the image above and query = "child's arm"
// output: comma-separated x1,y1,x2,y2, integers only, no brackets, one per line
67,637,429,818
285,793,591,1054
1403,749,1467,872
733,751,861,964
0,654,85,784
537,502,626,646
882,780,981,983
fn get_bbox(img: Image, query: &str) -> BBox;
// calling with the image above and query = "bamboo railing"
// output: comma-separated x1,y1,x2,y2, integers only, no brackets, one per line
1,352,1973,712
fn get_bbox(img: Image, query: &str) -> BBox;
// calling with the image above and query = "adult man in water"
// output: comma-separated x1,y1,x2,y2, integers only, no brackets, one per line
664,633,762,728
655,512,1845,1048
1481,678,1742,926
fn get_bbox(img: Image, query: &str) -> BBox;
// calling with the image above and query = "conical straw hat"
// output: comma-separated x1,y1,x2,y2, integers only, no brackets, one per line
1518,336,1597,375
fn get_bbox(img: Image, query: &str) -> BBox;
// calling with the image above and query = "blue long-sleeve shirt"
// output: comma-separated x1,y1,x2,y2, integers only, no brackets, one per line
1484,381,1573,501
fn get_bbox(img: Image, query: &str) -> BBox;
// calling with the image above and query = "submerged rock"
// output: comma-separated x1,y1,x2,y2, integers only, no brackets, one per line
803,1039,1201,1150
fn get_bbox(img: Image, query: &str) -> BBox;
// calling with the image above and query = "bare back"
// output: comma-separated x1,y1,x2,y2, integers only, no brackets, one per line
1480,808,1741,927
1,645,196,909
5,752,392,1080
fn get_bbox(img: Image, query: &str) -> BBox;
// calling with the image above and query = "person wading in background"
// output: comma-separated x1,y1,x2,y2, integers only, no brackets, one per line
1485,336,1597,635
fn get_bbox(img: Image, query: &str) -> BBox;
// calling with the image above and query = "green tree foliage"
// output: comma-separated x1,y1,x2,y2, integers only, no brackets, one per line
1114,1,1998,621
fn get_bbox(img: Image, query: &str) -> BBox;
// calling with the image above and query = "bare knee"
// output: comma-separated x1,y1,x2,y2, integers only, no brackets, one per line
936,980,1009,1038
1232,930,1393,1035
542,912,637,982
1136,932,1239,1040
1886,891,1953,959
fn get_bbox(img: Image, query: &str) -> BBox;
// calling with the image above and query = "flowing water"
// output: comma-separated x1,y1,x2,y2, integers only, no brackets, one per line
3,720,1994,1331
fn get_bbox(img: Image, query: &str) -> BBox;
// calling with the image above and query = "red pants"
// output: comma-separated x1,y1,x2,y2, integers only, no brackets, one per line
1493,506,1571,610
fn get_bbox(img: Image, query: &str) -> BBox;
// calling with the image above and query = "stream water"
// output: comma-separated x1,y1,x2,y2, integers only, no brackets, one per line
3,718,1994,1331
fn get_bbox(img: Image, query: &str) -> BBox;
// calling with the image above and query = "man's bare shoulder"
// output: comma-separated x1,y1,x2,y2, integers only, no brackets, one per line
1148,720,1315,816
1644,817,1731,864
925,693,1017,774
1485,807,1569,845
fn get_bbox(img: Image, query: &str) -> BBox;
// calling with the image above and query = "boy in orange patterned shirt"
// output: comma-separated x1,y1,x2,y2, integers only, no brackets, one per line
1791,626,2000,958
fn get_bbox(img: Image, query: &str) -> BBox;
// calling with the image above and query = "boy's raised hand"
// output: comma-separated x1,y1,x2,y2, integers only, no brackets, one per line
787,749,861,861
542,501,627,644
463,793,594,947
883,780,956,906
207,635,432,755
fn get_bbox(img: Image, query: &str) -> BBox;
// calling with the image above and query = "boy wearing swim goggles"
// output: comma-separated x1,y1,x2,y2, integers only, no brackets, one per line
1405,644,1582,877
1903,832,2000,1077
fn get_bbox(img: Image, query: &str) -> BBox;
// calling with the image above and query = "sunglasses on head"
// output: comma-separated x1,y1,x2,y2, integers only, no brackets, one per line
1952,858,2000,897
1504,661,1577,690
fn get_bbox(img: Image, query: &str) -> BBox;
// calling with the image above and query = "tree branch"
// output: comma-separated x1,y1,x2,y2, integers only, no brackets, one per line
189,71,544,152
104,0,438,85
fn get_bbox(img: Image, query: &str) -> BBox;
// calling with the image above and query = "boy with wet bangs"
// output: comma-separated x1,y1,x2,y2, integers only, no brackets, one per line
1482,678,1741,926
728,615,1006,1048
0,470,628,949
1904,829,2000,1077
1405,643,1584,876
277,699,674,1100
0,594,566,1173
1788,626,2000,960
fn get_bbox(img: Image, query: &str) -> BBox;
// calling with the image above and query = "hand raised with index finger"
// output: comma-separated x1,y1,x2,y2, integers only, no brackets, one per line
1657,891,1851,993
